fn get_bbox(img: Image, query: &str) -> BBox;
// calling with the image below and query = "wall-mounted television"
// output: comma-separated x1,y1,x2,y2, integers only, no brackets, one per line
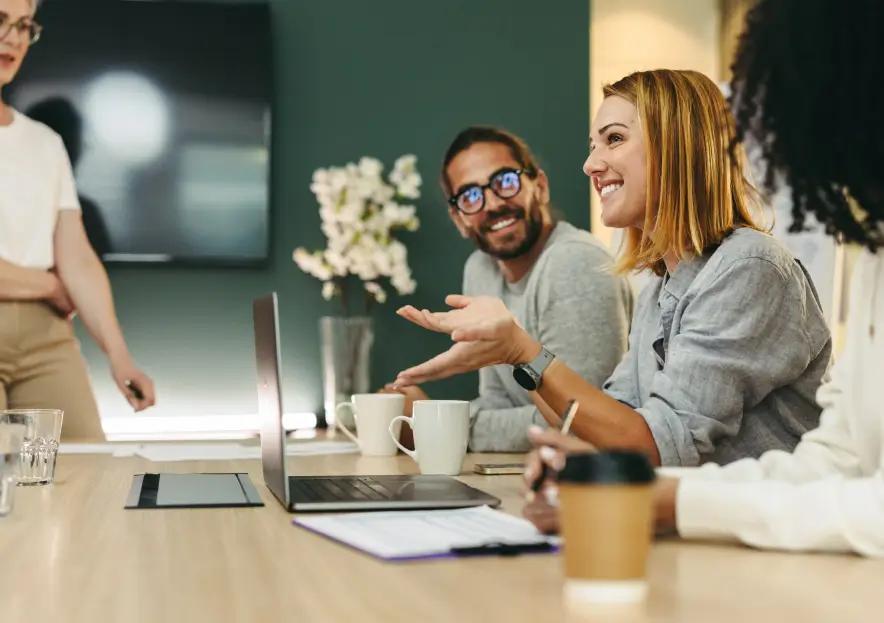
9,0,272,266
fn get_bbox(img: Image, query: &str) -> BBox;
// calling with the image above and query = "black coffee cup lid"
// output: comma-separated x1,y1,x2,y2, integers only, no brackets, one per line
557,451,655,484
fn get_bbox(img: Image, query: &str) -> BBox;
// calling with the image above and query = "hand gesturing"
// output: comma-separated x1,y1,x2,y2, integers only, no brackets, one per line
394,295,539,385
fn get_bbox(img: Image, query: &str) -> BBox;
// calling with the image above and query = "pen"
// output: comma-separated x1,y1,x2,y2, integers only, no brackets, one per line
450,541,555,557
125,379,145,401
530,399,579,493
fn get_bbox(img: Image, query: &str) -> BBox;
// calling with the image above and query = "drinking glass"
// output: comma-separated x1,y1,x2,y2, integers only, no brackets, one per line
0,409,64,486
0,422,25,515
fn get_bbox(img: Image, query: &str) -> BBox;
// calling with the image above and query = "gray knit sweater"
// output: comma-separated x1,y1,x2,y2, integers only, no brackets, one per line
464,222,633,452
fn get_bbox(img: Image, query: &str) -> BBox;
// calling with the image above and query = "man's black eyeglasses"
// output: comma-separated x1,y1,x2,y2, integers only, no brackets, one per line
0,15,42,45
448,167,531,215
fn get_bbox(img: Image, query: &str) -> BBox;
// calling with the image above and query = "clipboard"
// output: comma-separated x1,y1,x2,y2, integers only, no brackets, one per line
293,505,558,561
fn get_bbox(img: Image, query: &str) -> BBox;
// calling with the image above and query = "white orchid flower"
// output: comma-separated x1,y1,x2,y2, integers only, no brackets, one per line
297,154,422,307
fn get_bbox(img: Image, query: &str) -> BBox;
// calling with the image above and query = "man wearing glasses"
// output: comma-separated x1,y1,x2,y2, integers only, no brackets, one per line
388,126,632,451
0,0,155,439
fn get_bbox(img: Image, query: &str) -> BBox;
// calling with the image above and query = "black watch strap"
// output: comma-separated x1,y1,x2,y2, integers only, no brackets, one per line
512,346,555,391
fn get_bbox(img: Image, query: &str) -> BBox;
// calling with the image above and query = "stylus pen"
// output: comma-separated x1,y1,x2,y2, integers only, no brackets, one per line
530,399,579,493
450,541,555,557
125,379,145,401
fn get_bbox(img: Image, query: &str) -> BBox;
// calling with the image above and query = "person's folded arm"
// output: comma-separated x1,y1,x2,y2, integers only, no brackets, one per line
0,258,58,301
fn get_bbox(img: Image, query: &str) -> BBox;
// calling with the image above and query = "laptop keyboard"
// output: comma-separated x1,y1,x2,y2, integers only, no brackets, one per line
291,477,395,502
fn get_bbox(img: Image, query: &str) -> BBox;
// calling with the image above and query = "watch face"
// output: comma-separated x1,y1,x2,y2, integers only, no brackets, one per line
513,366,537,391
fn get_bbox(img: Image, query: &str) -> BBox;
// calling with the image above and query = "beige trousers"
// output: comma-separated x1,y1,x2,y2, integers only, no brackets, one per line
0,301,104,441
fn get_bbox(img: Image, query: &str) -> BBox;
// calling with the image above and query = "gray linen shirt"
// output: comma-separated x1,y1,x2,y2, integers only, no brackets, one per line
604,228,831,466
464,222,634,452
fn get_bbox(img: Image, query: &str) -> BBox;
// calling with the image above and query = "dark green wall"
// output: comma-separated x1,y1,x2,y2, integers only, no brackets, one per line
78,0,590,422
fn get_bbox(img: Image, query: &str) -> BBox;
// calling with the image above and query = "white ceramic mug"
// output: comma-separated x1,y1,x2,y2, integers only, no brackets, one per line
335,394,405,456
388,400,469,475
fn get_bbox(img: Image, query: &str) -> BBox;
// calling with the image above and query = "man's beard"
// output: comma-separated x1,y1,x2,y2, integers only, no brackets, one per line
472,200,545,260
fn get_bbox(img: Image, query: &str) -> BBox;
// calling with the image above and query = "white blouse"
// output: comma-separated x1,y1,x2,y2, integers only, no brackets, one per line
676,249,884,556
0,109,80,270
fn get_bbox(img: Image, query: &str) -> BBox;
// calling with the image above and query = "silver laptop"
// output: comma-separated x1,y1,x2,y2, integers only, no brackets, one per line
253,293,500,512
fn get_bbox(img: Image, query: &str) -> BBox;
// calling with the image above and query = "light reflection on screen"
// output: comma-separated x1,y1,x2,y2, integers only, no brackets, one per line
9,1,272,265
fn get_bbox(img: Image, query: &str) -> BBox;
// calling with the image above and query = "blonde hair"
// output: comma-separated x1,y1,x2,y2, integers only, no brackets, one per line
603,69,765,275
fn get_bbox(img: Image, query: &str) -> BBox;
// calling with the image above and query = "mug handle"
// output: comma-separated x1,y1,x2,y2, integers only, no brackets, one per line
334,402,359,444
388,416,417,461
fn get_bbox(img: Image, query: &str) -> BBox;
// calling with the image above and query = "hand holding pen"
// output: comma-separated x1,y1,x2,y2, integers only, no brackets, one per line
523,400,595,501
529,399,579,495
110,355,157,411
522,403,596,534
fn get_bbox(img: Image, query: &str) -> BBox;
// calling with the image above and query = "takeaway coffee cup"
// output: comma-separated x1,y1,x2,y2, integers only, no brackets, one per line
557,451,656,606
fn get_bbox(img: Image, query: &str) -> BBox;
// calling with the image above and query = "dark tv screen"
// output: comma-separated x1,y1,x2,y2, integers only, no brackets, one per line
9,0,272,265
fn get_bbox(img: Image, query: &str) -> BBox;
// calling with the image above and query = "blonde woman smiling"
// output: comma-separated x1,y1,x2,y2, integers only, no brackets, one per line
395,70,830,467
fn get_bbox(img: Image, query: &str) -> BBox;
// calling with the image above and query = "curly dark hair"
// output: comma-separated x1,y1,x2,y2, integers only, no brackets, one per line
729,0,884,250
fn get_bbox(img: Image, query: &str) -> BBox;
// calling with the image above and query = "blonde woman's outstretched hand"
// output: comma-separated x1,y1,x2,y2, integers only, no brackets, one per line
394,295,540,385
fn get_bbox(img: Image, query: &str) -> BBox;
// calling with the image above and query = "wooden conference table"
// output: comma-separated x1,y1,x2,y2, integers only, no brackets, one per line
0,440,882,623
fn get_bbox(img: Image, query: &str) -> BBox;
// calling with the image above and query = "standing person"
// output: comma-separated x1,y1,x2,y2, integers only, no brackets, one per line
0,0,155,440
395,70,831,467
525,0,884,556
386,127,632,451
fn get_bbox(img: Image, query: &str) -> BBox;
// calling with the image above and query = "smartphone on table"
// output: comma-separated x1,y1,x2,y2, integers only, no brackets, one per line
473,463,525,475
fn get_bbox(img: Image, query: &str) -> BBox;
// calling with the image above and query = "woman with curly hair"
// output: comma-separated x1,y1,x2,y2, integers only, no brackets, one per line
524,0,884,557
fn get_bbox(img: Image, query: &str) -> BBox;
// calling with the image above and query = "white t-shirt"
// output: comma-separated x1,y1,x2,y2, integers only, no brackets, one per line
0,108,81,270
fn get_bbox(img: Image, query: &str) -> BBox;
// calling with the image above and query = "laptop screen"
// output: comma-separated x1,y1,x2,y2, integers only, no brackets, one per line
253,293,289,506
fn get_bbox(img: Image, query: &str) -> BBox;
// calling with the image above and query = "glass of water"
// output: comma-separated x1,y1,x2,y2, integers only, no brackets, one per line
0,409,64,486
0,422,25,516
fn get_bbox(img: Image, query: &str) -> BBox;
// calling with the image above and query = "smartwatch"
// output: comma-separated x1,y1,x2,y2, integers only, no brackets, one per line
512,346,555,391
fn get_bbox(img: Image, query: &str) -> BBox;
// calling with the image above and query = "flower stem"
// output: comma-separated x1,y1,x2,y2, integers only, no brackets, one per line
339,278,349,316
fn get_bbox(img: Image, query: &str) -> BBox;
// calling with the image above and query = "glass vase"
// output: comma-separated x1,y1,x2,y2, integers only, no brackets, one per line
320,316,374,428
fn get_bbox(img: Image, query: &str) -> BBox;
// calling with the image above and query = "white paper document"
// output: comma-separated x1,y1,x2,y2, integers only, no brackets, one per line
58,443,139,457
294,505,557,561
58,440,358,461
131,440,358,462
133,443,258,462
